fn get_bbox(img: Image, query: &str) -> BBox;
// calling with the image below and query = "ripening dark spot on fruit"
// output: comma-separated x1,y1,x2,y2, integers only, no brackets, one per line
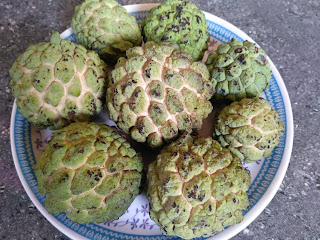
238,54,245,62
170,128,177,134
176,5,183,12
164,178,170,186
198,194,205,201
154,26,160,34
145,69,151,78
235,48,242,53
138,123,145,134
53,143,63,148
260,55,267,65
196,15,201,23
161,36,169,41
188,192,196,199
169,25,179,33
135,89,141,97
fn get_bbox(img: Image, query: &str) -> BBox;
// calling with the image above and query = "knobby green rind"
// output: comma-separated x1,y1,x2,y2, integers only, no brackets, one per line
9,32,107,130
34,122,143,224
142,0,210,61
107,41,214,148
147,134,250,239
214,97,285,163
71,0,142,64
206,38,272,101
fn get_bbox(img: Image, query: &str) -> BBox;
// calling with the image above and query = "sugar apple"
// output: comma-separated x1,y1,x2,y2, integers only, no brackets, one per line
9,32,107,130
215,98,285,163
71,0,142,64
141,0,210,61
34,122,143,224
147,133,250,239
206,38,272,101
107,41,214,148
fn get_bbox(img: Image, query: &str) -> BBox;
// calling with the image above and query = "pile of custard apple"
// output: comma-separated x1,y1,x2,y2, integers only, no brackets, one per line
9,0,284,239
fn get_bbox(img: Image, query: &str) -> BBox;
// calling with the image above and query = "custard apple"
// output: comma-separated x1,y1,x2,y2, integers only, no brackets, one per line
9,32,107,130
147,134,250,239
71,0,142,64
215,98,285,163
34,122,143,224
206,38,272,101
107,41,214,148
141,0,209,61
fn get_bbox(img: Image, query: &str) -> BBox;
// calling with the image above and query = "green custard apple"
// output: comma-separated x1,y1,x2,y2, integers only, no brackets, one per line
142,0,210,61
147,133,251,239
9,32,107,130
34,122,143,224
71,0,142,64
107,41,214,148
215,98,285,163
206,38,272,101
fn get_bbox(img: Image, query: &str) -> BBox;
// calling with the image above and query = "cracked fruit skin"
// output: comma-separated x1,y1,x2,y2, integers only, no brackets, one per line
107,41,214,148
9,32,107,130
147,134,250,239
34,122,143,224
71,0,142,64
206,38,272,101
141,0,210,61
215,98,285,163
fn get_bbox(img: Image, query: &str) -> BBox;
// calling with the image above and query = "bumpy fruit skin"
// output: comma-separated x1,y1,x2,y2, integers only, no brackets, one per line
34,122,143,224
9,32,107,130
206,38,272,101
141,0,209,61
107,41,214,148
147,134,250,239
215,98,285,163
71,0,142,64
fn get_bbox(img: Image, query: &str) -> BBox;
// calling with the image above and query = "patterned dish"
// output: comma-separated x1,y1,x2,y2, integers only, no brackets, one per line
10,4,293,240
